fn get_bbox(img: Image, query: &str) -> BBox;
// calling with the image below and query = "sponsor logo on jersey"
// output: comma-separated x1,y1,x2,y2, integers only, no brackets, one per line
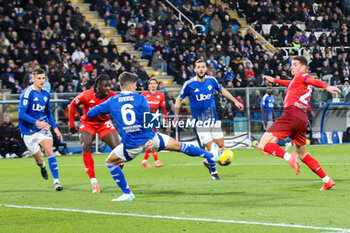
34,97,39,101
89,100,95,104
208,85,212,90
148,101,160,105
43,96,48,102
194,88,199,92
157,95,160,99
196,93,212,101
32,104,46,111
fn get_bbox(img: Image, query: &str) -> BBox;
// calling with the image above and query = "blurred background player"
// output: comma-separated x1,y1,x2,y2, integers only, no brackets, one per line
175,59,244,180
69,74,121,194
260,84,276,130
258,56,341,191
140,78,170,168
87,72,220,201
18,68,64,191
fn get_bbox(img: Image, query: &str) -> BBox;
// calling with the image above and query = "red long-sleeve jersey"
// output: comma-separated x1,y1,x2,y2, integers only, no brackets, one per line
141,91,168,119
69,88,117,128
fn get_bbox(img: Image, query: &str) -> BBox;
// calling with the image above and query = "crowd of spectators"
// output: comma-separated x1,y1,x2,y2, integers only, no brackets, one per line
1,0,350,108
239,0,350,86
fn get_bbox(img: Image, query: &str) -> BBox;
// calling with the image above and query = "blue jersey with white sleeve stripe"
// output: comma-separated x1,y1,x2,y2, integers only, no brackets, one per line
18,85,57,135
179,76,222,121
87,91,155,149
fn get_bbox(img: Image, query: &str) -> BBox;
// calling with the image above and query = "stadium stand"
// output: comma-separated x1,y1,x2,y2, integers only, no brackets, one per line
0,0,349,156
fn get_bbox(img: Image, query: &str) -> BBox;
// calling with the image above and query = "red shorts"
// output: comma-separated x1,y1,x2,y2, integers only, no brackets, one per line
267,107,307,145
79,120,116,139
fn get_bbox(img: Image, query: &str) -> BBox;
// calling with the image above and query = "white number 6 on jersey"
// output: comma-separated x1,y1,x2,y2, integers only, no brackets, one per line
121,103,136,125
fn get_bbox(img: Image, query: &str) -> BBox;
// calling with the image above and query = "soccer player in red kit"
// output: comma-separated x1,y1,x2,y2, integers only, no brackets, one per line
69,74,121,193
140,78,170,168
258,56,341,190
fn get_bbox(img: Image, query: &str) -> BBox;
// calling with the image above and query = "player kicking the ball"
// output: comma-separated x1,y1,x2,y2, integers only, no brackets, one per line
140,78,170,168
69,74,121,194
258,56,341,190
87,72,220,201
175,59,244,180
18,68,63,191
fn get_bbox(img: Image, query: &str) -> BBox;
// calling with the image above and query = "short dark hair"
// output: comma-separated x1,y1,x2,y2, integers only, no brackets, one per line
119,72,138,88
95,74,110,86
195,59,206,66
147,77,158,86
293,56,308,66
33,68,45,76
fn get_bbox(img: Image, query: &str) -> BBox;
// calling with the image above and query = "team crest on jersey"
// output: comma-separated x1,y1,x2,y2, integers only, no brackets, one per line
146,95,150,98
34,97,39,101
75,99,79,104
89,100,95,104
194,88,199,92
23,100,28,105
208,85,212,90
43,96,48,102
157,95,160,99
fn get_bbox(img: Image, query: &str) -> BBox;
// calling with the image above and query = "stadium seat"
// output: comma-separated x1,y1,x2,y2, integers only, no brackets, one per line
231,24,238,34
236,112,243,117
109,19,117,27
331,131,340,144
58,141,69,155
194,2,202,7
203,24,209,34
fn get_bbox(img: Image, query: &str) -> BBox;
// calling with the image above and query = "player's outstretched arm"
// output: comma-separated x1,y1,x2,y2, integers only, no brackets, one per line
221,87,244,110
174,96,183,123
325,86,341,94
262,75,291,87
87,99,111,117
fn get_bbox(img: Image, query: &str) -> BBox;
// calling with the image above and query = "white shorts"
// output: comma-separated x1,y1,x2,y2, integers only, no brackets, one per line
196,124,224,145
111,132,170,161
23,130,53,154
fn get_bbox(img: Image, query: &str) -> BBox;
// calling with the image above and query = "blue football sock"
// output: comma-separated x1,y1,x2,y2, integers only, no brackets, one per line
206,159,217,173
47,154,59,179
106,162,131,194
180,143,214,160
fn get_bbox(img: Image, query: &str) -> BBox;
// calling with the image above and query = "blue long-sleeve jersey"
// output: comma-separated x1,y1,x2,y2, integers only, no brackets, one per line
87,91,155,149
18,85,57,135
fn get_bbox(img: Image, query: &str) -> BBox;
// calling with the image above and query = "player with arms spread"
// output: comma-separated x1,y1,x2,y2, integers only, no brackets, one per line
18,68,64,191
175,59,244,180
258,56,341,190
140,78,170,168
69,74,121,194
87,72,220,201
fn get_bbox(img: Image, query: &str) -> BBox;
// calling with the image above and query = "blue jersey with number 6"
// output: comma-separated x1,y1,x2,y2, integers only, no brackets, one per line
87,91,155,149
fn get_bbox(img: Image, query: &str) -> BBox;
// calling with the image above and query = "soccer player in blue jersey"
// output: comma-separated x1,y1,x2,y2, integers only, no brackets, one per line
260,84,276,130
18,68,64,191
87,72,219,201
175,59,244,180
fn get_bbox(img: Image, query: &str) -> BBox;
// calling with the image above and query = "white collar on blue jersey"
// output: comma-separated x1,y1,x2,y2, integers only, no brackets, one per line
121,91,133,94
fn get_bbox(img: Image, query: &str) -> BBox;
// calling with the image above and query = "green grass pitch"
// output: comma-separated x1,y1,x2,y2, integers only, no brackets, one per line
1,144,350,233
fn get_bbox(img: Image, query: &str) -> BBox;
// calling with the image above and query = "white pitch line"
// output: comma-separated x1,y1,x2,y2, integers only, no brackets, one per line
2,204,350,232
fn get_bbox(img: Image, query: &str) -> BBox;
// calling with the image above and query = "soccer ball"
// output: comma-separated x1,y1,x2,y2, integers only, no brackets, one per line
218,150,234,166
306,139,310,145
252,140,259,147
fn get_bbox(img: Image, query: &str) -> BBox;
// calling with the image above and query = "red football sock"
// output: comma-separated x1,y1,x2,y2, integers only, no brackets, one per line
143,149,150,160
152,150,159,161
301,154,327,178
82,152,95,179
263,143,286,158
